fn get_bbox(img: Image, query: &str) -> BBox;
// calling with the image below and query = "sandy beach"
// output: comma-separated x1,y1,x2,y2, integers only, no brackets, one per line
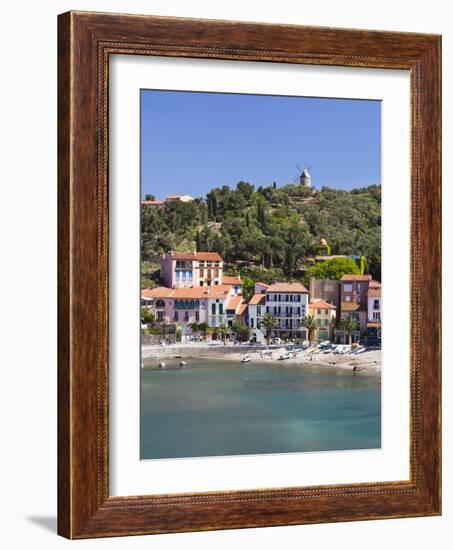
142,343,381,374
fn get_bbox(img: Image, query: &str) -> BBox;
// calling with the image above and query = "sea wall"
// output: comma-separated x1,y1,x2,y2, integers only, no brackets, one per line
141,333,176,346
142,344,258,359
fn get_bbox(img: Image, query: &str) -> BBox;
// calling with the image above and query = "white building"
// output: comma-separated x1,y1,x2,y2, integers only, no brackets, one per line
367,280,382,323
247,293,266,331
264,282,309,340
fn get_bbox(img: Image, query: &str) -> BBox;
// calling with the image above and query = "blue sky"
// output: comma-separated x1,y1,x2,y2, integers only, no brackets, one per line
141,90,381,200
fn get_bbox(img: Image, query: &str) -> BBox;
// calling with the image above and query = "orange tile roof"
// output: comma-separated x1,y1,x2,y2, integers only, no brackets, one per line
367,288,381,297
367,322,381,328
248,294,266,305
141,287,173,299
222,275,243,285
341,274,372,281
171,285,230,299
165,251,223,261
226,295,243,311
340,301,362,312
195,251,223,261
236,303,248,316
255,282,270,288
267,282,308,293
309,299,336,310
166,251,196,260
142,285,231,300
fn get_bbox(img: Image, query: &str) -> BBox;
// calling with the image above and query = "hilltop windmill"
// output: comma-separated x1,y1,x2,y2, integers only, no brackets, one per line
294,164,313,188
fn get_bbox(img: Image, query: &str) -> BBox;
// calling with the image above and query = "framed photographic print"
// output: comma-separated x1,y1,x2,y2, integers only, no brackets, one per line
58,11,441,538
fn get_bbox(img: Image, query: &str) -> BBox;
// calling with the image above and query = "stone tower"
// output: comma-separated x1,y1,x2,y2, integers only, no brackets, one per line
300,168,312,188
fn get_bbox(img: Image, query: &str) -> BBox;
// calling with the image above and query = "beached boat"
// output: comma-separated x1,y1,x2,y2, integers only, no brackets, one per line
241,354,252,364
278,352,291,360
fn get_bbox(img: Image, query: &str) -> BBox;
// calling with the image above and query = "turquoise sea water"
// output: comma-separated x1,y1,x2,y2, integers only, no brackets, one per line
140,360,381,460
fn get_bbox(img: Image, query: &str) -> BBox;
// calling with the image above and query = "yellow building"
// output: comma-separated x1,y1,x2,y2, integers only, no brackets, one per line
308,299,337,342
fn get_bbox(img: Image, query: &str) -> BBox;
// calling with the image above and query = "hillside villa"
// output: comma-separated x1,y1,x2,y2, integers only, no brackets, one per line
142,194,195,209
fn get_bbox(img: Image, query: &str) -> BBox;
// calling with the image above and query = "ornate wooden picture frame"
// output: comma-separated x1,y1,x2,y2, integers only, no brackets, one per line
58,11,441,539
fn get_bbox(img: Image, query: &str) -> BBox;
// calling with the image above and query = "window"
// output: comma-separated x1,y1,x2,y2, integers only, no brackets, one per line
257,306,261,316
325,319,329,326
345,296,351,302
200,281,204,286
200,269,204,277
174,311,178,321
219,304,223,315
373,312,381,321
374,299,380,310
214,270,219,277
357,283,361,291
251,319,254,328
344,283,353,292
184,311,189,322
317,308,321,315
157,311,164,320
211,303,216,315
176,260,192,270
155,299,165,308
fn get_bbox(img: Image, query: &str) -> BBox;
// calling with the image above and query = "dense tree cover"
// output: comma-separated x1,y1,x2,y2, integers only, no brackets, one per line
141,182,381,284
303,257,361,285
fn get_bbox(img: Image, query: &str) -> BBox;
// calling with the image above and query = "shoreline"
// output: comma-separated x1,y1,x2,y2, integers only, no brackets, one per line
142,344,381,374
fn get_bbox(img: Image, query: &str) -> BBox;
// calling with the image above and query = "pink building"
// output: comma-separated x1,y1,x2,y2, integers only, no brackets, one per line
142,284,241,328
161,251,224,289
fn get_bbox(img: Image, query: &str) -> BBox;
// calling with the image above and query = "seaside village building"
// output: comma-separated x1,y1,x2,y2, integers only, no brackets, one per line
161,251,226,289
141,250,380,344
142,251,244,332
366,279,382,345
245,282,310,342
308,300,337,342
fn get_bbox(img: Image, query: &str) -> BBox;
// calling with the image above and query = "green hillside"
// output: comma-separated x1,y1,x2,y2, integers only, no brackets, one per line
141,182,381,289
